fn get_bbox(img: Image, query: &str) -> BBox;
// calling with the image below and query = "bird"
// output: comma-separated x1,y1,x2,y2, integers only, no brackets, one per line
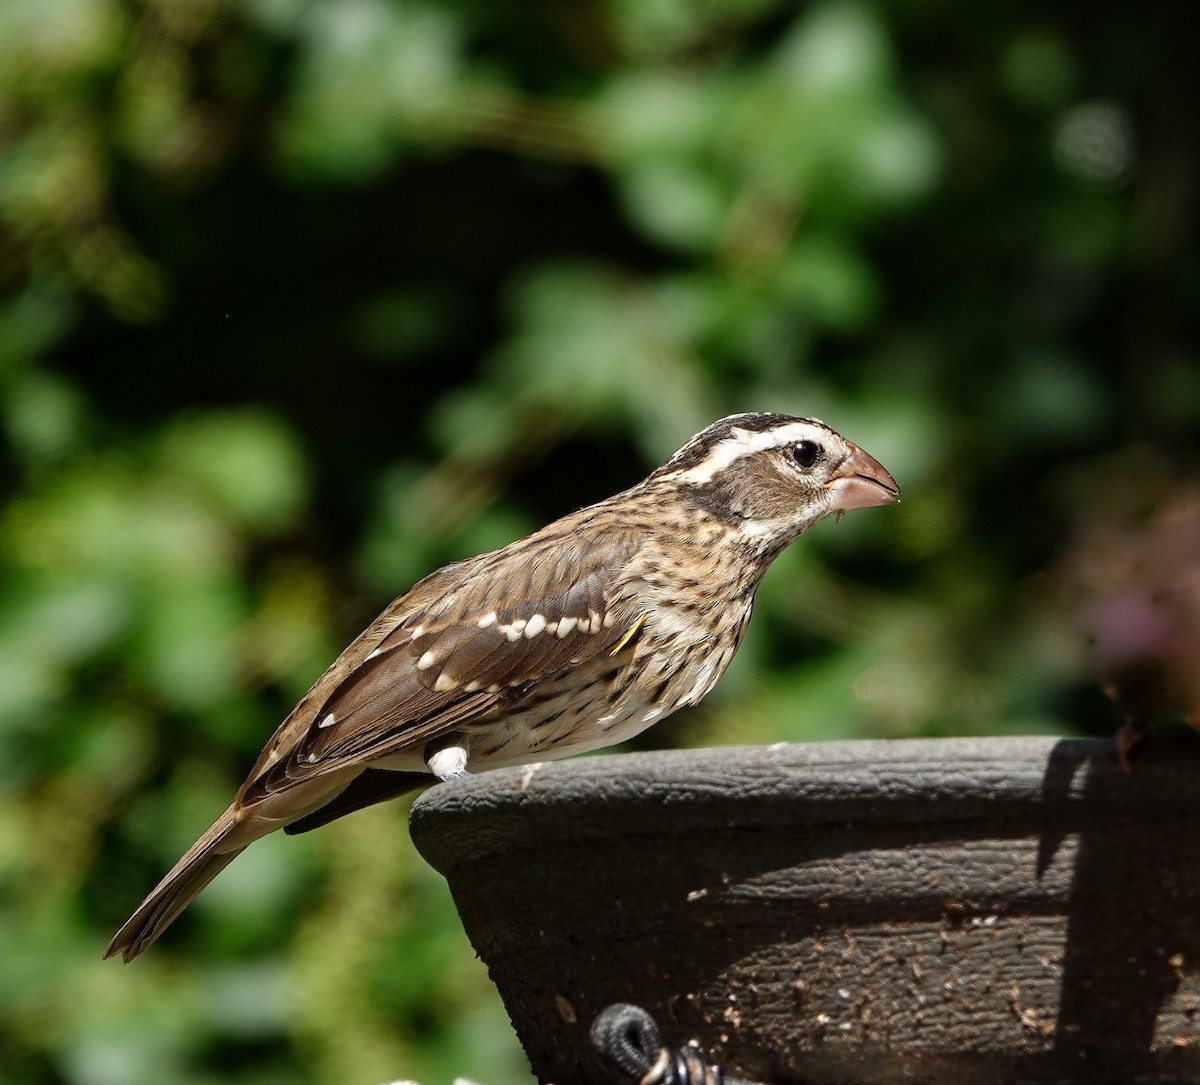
105,412,900,961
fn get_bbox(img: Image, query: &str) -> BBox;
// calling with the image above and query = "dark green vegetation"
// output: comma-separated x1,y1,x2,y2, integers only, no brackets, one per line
1,1,1195,1082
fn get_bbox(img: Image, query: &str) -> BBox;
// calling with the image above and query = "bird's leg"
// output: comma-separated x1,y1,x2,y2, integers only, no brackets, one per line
425,735,471,782
1115,716,1148,774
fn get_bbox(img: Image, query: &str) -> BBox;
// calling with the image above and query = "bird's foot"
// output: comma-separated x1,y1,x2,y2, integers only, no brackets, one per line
426,742,470,782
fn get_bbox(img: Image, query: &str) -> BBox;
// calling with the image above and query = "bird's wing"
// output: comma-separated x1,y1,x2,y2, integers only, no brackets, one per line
237,526,645,806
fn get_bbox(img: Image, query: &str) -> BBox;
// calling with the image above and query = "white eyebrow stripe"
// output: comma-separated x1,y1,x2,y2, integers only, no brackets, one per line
670,422,829,484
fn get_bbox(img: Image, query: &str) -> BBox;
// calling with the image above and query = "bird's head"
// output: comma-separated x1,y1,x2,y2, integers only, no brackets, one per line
650,412,900,551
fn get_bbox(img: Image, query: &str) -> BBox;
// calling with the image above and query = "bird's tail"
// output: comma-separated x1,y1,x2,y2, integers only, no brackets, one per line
104,805,247,963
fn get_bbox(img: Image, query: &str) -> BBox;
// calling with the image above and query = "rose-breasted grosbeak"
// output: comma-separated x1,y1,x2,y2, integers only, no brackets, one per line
106,412,899,961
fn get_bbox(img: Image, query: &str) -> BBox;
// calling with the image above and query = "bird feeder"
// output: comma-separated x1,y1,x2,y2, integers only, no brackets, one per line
409,735,1200,1084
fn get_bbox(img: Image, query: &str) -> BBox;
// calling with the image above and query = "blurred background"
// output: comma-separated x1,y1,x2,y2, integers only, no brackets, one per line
1,0,1197,1082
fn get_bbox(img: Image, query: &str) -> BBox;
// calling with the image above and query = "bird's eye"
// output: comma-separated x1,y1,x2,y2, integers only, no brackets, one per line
791,440,823,469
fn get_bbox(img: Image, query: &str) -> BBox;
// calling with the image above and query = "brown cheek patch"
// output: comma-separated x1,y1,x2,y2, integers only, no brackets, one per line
719,458,814,522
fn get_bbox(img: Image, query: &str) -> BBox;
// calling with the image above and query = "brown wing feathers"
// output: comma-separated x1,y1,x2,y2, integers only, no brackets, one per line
106,525,645,961
241,531,641,801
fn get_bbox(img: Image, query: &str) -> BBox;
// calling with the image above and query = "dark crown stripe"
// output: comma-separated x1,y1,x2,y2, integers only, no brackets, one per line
653,412,826,476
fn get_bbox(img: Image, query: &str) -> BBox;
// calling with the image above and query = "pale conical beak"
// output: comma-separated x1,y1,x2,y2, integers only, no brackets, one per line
824,444,901,512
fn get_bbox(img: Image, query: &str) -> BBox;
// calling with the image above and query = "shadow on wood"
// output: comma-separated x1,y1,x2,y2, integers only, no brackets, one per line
409,736,1200,1085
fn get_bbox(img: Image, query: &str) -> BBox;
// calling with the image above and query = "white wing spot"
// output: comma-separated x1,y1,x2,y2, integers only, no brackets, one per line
464,680,482,693
318,712,337,729
556,616,577,638
417,650,438,670
408,624,425,640
306,752,319,764
524,614,546,638
477,612,497,628
366,647,384,660
576,617,591,634
499,619,526,641
434,672,458,692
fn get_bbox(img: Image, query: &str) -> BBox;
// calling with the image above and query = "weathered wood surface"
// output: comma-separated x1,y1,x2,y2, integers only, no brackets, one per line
409,736,1200,1085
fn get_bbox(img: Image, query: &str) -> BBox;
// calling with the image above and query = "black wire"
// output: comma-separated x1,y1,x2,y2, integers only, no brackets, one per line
591,1004,663,1079
590,1004,727,1085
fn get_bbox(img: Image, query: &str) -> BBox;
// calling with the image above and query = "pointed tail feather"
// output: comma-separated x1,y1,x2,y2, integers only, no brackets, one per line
104,806,247,963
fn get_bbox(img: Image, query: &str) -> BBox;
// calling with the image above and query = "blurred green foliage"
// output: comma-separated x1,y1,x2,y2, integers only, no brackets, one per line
0,0,1196,1082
